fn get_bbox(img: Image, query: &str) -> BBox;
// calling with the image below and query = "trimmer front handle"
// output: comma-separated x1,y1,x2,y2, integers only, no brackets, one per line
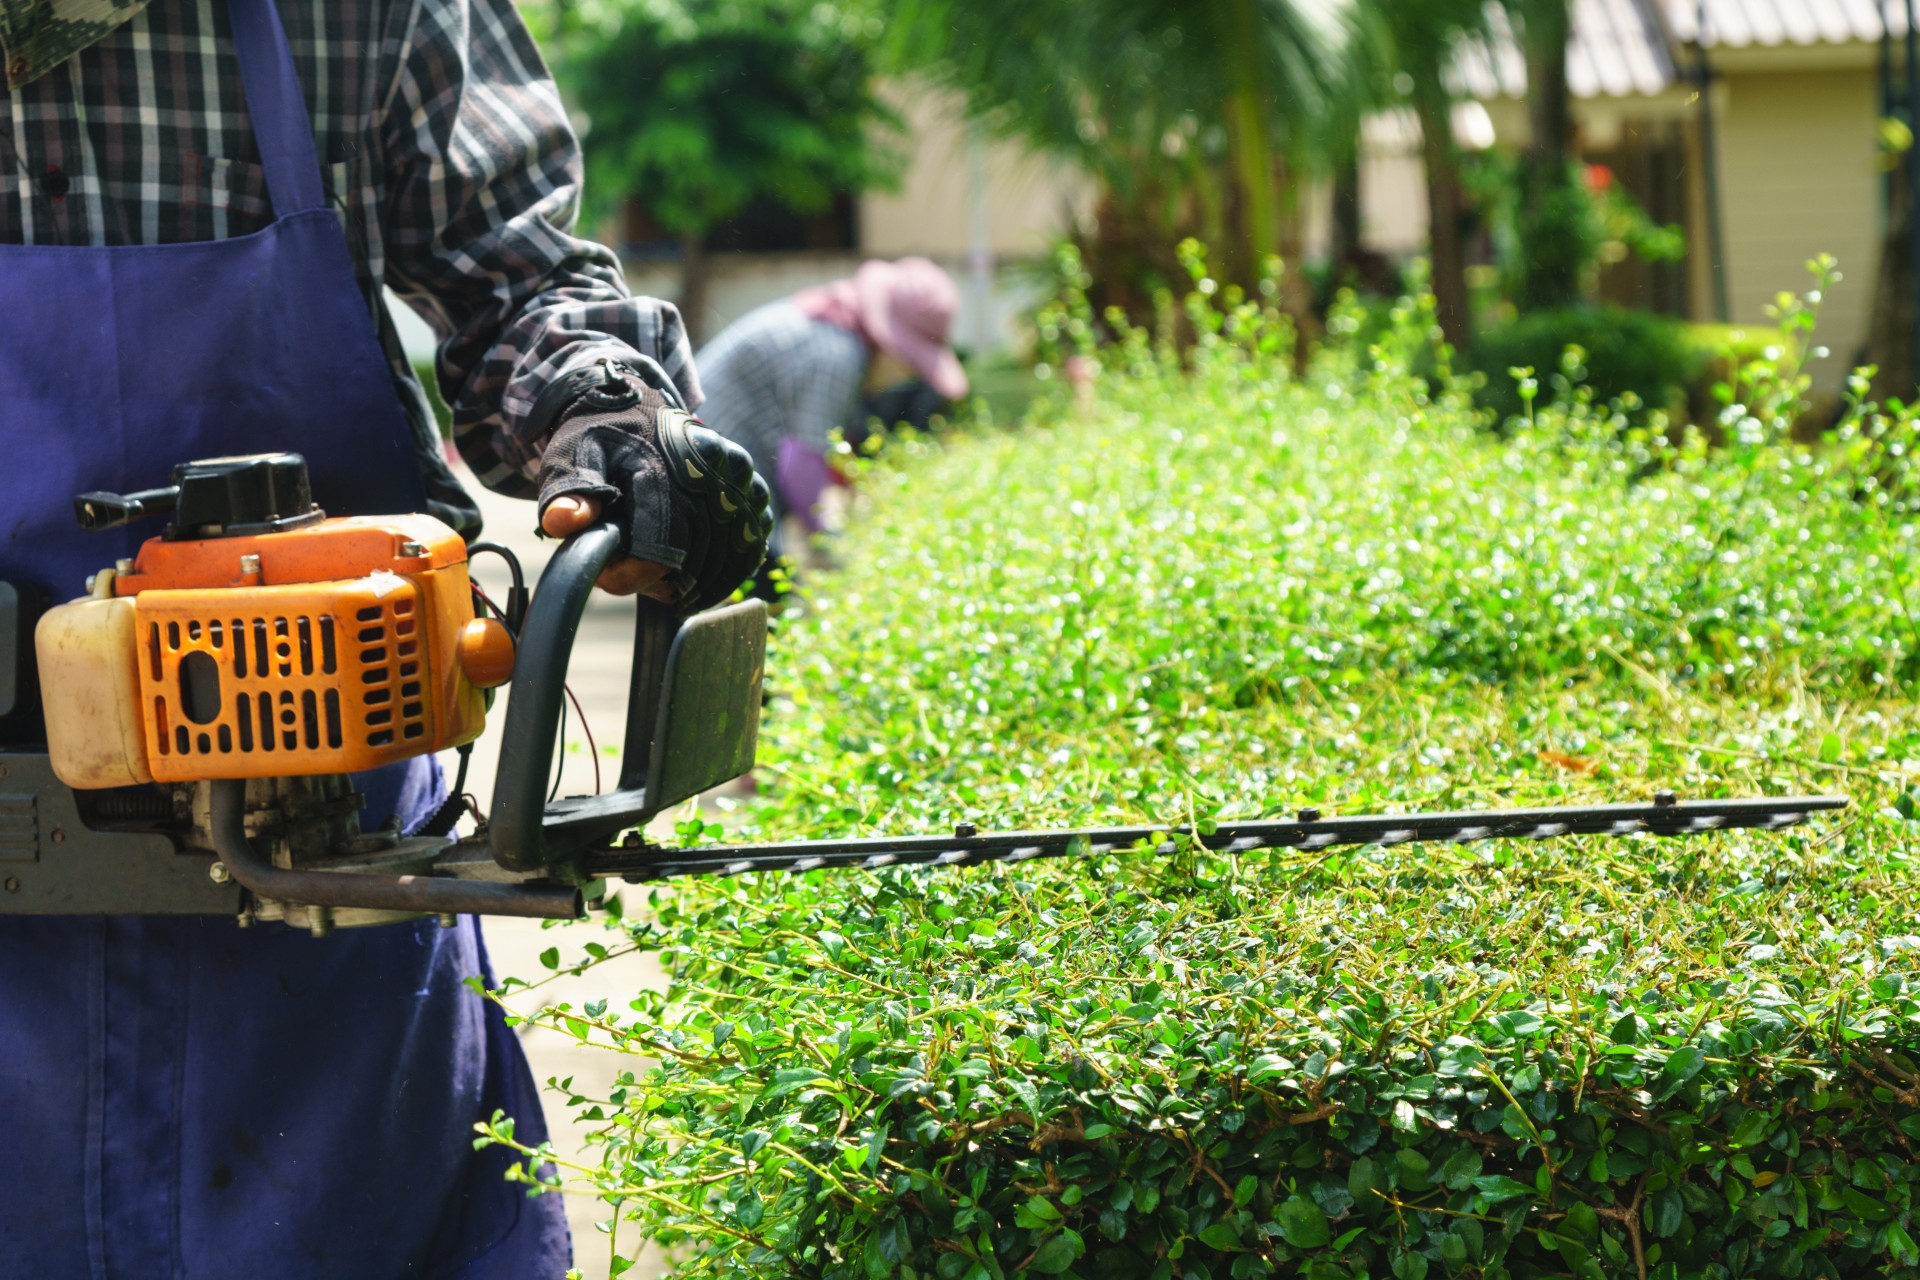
487,523,766,873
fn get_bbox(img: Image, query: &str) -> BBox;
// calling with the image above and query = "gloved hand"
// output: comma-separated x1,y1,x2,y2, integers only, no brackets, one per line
532,357,772,612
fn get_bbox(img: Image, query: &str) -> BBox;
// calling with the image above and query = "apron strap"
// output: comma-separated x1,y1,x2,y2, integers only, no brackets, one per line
226,0,328,217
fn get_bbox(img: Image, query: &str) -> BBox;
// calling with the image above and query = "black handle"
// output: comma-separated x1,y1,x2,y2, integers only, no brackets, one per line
74,486,180,531
488,524,681,872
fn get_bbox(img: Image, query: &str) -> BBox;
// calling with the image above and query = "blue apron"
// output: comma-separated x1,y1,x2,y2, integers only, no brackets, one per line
0,0,570,1272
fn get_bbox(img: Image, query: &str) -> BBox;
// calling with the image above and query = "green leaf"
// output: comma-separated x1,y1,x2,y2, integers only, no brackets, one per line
1657,1046,1706,1098
1472,1176,1537,1203
1395,1147,1433,1193
1026,1195,1063,1223
538,946,559,970
1028,1234,1079,1274
1819,731,1843,763
1275,1196,1330,1249
763,1067,826,1099
1199,1222,1242,1250
1889,1222,1919,1267
1232,1174,1258,1207
1015,1195,1065,1230
1437,1147,1484,1190
866,1217,912,1278
1645,1187,1684,1238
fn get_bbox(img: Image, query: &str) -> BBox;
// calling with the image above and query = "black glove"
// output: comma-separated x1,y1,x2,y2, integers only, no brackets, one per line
532,357,773,613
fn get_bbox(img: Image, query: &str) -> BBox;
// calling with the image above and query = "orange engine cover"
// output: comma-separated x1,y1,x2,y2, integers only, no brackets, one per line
113,515,488,782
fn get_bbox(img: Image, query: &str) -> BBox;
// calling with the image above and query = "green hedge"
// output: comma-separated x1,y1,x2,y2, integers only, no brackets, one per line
535,839,1920,1280
1467,306,1701,427
485,273,1920,1280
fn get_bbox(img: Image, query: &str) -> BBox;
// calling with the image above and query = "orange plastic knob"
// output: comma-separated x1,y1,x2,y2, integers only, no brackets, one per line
457,617,516,689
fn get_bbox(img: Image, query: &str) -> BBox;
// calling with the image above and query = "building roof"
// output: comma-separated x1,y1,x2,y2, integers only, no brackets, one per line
1459,0,1907,103
1454,0,1677,100
1668,0,1908,48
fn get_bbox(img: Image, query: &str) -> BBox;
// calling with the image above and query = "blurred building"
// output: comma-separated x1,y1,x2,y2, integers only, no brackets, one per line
1452,0,1899,382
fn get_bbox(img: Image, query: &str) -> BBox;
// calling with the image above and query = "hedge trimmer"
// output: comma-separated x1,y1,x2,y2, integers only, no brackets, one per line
0,455,1846,931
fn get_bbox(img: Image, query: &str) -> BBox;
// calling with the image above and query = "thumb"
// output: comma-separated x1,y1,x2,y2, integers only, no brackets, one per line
540,494,604,538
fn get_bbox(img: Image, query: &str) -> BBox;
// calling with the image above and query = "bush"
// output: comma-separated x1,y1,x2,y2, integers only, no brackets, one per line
1468,307,1701,428
484,268,1920,1280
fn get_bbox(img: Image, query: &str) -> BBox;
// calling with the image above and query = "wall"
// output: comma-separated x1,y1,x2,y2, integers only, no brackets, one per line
859,85,1088,354
1713,65,1880,381
860,86,1089,262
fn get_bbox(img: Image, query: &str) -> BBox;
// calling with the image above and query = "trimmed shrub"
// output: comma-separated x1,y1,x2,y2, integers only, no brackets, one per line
485,274,1920,1280
1468,306,1701,427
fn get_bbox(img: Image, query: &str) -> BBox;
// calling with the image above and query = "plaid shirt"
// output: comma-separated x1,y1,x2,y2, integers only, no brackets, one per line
694,300,866,487
0,0,698,510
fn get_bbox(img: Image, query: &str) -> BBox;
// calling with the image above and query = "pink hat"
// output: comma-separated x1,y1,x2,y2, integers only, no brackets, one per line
854,258,969,401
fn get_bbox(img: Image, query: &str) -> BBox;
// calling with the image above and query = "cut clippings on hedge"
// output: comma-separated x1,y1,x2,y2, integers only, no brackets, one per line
483,252,1920,1280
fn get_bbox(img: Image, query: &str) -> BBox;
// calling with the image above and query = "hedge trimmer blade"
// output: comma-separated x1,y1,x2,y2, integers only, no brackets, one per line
591,793,1848,882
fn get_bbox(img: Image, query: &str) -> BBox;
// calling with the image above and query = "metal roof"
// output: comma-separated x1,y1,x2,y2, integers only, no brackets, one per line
1577,0,1682,94
1458,0,1904,103
1454,0,1677,99
1667,0,1908,47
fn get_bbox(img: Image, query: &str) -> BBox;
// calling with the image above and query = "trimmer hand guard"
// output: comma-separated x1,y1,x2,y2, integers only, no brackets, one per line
486,524,766,873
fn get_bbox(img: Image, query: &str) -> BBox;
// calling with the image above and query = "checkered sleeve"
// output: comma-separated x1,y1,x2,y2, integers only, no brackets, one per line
375,0,700,498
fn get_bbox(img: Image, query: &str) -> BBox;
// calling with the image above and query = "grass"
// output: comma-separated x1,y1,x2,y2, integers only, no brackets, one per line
485,257,1920,1280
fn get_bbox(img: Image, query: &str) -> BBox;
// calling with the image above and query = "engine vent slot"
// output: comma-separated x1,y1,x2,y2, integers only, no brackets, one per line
129,567,474,783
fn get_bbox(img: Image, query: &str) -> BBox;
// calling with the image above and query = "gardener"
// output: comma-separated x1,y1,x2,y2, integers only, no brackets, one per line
0,0,766,1273
695,257,971,568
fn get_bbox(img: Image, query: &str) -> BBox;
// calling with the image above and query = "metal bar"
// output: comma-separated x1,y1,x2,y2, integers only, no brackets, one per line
1694,0,1731,323
1884,2,1896,220
615,597,679,793
211,781,583,919
488,523,622,872
591,794,1847,883
1908,0,1920,389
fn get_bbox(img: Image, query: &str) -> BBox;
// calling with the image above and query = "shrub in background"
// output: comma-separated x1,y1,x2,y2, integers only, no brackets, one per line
483,260,1920,1280
1466,306,1701,427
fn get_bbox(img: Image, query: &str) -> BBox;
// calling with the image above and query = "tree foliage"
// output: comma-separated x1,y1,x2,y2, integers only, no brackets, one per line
885,0,1372,317
548,0,901,236
1503,0,1584,312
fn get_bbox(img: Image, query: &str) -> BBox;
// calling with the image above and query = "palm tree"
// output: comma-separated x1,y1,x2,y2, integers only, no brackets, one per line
888,0,1371,330
1356,0,1489,348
